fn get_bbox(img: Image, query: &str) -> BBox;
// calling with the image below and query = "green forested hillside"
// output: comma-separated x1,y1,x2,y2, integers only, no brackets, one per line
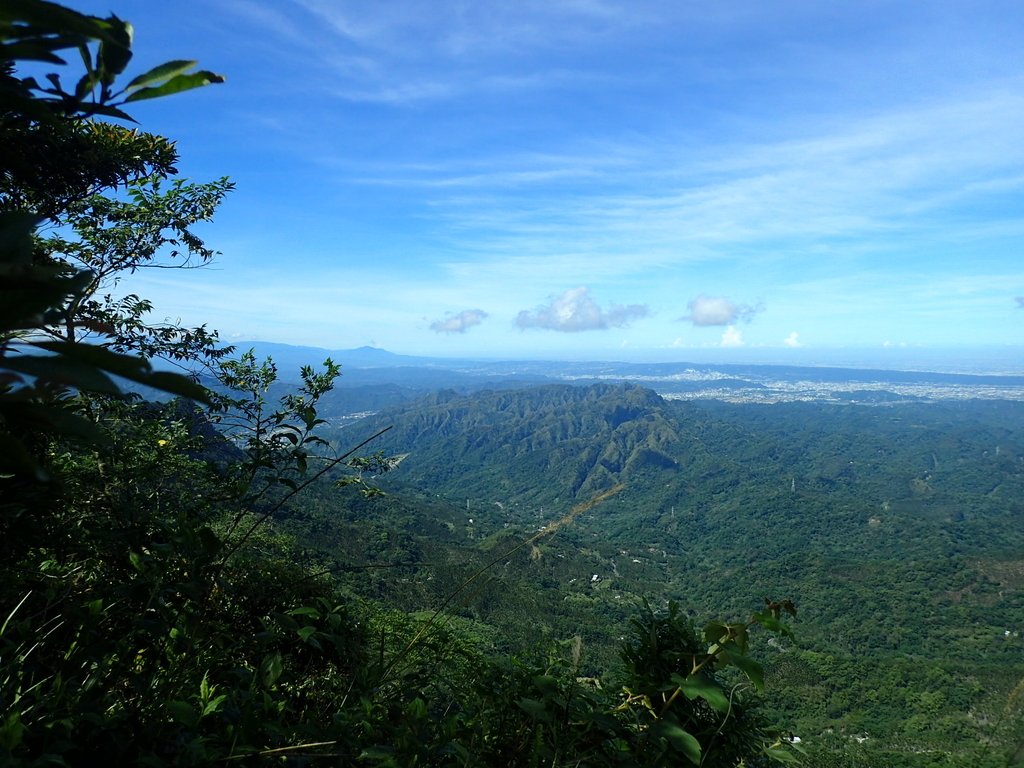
319,385,1024,764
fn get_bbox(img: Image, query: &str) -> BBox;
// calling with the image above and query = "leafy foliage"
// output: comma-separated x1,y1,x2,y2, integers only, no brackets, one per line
1,4,792,766
326,384,1024,764
0,1,223,482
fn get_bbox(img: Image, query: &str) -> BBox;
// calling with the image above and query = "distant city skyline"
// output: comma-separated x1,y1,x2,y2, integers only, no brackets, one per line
64,1,1024,368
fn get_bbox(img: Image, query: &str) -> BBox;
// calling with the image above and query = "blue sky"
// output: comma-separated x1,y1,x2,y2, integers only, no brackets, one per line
68,0,1024,367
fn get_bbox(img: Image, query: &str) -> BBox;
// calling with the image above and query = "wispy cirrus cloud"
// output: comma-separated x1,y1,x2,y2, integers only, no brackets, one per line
516,287,648,332
289,0,635,55
268,0,645,104
410,87,1024,278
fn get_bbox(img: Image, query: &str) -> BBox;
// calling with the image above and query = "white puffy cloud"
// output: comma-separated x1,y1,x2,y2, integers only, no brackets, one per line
430,308,489,333
680,295,763,326
515,287,648,332
784,331,802,348
720,326,744,347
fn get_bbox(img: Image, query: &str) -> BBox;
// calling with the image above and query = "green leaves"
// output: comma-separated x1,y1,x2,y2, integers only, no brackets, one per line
1,0,223,124
722,648,765,692
0,332,209,479
260,652,283,688
166,675,227,730
615,599,788,765
0,1,122,42
1,0,226,485
5,349,120,395
652,720,701,764
167,699,199,729
125,59,196,89
95,16,132,85
696,615,776,693
703,620,730,645
124,69,225,103
752,609,795,640
0,216,89,331
517,697,551,722
675,673,730,713
703,619,750,654
28,341,212,402
0,709,26,752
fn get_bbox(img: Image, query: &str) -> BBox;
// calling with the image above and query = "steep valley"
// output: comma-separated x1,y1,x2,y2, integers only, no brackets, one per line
286,383,1024,762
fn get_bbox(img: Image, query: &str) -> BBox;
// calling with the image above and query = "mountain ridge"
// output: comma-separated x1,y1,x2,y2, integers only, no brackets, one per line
343,383,684,503
228,340,1024,393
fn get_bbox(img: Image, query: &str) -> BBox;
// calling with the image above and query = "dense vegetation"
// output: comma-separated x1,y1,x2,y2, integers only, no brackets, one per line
3,4,1022,766
1,3,799,765
327,384,1024,765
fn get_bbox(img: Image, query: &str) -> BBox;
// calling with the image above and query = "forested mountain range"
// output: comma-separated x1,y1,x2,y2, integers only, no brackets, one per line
222,342,1024,418
287,383,1024,762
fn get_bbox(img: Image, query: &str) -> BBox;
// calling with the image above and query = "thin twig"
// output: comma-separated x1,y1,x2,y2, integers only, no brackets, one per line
219,740,338,760
217,426,392,567
304,560,435,579
378,484,624,686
